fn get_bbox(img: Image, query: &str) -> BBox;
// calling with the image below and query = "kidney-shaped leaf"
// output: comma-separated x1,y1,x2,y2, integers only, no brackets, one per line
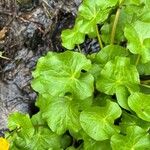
80,100,122,141
13,127,62,150
32,51,94,99
96,56,140,109
61,19,85,50
125,21,150,63
128,92,150,122
78,0,118,34
40,95,81,135
95,45,128,65
8,113,35,139
111,126,150,150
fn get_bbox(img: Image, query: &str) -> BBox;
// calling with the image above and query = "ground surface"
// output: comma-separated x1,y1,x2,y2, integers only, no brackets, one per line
0,0,82,133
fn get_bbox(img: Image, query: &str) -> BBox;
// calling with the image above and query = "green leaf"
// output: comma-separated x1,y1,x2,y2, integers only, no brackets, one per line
24,127,62,150
137,61,150,75
38,94,81,134
111,126,150,150
61,19,85,50
120,111,150,132
84,138,111,150
88,45,128,80
13,127,62,150
96,56,140,109
60,134,72,149
101,1,145,44
8,112,35,138
128,92,150,122
95,45,129,64
32,51,94,99
8,113,62,150
80,100,122,141
78,0,118,35
124,21,150,63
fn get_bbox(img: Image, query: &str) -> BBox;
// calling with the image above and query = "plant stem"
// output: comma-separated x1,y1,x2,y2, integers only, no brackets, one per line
141,80,150,84
110,7,121,44
96,25,103,49
135,55,140,66
77,44,82,53
140,84,150,89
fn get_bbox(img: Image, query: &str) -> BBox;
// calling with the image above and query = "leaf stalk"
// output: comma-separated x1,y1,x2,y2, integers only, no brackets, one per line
96,25,103,49
111,7,121,44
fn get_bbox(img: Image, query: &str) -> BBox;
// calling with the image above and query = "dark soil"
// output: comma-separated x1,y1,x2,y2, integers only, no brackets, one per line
0,0,82,132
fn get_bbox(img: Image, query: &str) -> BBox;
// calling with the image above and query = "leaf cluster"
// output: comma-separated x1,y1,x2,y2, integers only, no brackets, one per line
5,0,150,149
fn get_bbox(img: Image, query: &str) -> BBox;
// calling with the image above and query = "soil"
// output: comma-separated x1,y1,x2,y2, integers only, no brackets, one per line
0,0,82,134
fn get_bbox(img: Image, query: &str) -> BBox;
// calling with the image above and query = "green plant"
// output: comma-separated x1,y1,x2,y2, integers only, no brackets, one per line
5,0,150,149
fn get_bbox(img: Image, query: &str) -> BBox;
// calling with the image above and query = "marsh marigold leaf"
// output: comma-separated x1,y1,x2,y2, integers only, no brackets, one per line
111,126,150,150
96,56,140,110
32,51,94,99
128,92,150,122
80,100,122,141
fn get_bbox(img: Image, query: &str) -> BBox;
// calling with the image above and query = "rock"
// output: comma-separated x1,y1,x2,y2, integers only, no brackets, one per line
0,0,81,130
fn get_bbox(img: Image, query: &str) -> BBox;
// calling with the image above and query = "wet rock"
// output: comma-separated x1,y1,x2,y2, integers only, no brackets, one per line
0,0,81,130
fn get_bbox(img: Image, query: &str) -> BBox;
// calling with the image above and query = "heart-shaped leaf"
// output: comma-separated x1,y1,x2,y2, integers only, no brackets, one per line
80,100,122,141
96,56,140,109
32,51,94,99
128,92,150,122
111,126,150,150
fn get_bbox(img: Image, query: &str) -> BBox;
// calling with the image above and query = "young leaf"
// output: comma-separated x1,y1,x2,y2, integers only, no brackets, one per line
11,127,62,150
101,1,145,44
80,100,122,141
128,92,150,122
78,0,118,35
18,127,62,150
32,51,94,99
124,21,150,63
61,19,85,50
111,126,150,150
8,113,35,138
96,56,140,109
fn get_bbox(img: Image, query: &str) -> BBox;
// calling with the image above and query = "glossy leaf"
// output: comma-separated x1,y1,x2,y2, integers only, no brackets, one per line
101,1,145,44
84,138,111,150
111,126,150,150
120,111,150,132
11,127,62,150
38,95,81,134
96,56,140,109
80,100,122,141
128,92,150,122
32,51,94,99
78,0,118,35
95,45,128,64
18,127,62,150
61,19,85,50
125,21,150,63
8,113,35,138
